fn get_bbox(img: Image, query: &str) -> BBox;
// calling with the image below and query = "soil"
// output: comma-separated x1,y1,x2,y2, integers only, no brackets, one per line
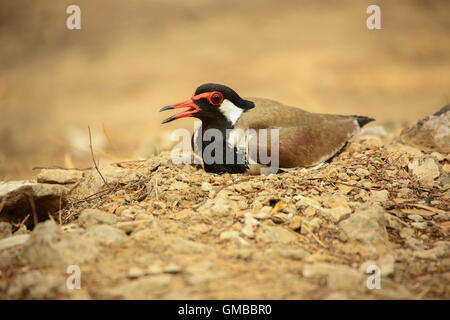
1,130,449,299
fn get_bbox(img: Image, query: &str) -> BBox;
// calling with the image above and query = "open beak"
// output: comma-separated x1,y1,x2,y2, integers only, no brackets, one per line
160,98,199,124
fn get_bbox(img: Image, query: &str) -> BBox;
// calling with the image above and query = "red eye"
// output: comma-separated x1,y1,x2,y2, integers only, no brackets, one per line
209,92,223,105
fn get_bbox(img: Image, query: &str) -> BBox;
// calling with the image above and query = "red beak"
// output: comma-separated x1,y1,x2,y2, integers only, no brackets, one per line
160,99,199,124
160,92,211,124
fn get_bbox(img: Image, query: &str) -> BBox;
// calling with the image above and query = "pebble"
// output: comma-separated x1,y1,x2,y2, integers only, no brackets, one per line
201,182,212,192
219,231,239,241
0,252,12,268
0,222,12,239
321,207,351,223
83,225,127,245
128,266,146,279
78,208,118,227
288,216,302,231
164,264,182,274
267,248,310,261
0,234,30,251
255,225,298,244
407,214,424,222
164,237,211,254
408,156,440,187
115,219,153,233
22,220,99,268
338,203,388,247
411,222,428,230
37,169,83,184
371,190,389,203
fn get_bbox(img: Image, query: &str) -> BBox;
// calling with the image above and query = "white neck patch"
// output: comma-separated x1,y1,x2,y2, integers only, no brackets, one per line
219,99,243,125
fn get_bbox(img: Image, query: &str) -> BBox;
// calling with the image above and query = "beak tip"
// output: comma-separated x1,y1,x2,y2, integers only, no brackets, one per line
160,105,174,112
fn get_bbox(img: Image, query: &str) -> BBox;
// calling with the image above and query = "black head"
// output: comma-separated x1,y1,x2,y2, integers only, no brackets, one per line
160,83,255,126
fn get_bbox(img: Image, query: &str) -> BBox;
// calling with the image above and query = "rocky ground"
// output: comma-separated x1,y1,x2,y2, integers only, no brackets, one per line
0,108,449,300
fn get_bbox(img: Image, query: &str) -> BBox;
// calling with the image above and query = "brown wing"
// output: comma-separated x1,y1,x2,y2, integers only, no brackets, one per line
235,98,359,168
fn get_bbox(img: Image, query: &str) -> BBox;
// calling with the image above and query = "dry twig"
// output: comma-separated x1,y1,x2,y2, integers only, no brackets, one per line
88,126,110,188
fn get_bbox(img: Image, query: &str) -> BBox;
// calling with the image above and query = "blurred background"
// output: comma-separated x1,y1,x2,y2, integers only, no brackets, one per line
0,0,449,180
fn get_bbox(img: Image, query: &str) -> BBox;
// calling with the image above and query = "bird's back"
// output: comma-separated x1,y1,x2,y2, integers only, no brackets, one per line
235,98,370,168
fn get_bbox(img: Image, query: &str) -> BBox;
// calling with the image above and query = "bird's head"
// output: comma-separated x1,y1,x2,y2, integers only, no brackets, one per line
160,83,254,126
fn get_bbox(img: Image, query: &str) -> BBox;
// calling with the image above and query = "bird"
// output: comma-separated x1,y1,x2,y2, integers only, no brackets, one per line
160,83,374,174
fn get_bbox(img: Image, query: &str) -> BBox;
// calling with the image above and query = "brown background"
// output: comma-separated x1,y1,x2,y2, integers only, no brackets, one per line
1,0,449,180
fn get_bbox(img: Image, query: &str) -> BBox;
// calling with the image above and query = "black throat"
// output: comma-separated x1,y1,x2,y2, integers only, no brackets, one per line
194,120,248,174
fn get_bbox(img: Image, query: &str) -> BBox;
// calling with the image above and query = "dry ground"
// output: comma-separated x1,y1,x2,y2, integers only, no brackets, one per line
1,130,449,299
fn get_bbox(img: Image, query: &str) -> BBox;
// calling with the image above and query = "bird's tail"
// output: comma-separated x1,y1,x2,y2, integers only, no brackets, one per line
351,115,375,128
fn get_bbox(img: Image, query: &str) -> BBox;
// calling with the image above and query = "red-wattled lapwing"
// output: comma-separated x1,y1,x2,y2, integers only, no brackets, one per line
160,83,374,174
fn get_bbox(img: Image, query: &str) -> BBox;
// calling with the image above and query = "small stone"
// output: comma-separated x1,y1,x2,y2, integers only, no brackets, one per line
22,220,99,268
323,194,350,209
201,182,212,192
220,231,239,241
413,241,449,260
190,224,210,234
185,261,225,285
408,156,440,187
399,227,415,239
0,234,30,251
408,214,424,222
117,206,147,221
0,252,12,268
303,207,317,217
354,168,370,178
153,201,166,210
308,217,322,231
164,264,182,274
321,207,351,223
164,237,211,254
78,208,118,227
407,238,424,250
146,264,163,275
7,271,67,299
232,236,251,248
109,275,172,299
288,216,302,231
255,225,298,244
400,104,450,153
371,190,389,203
254,206,272,219
384,214,405,230
267,247,310,260
128,266,146,279
339,203,388,245
0,222,12,239
303,263,364,292
378,254,395,276
169,181,189,191
198,194,239,217
411,222,428,230
83,225,127,245
37,169,83,184
115,220,153,233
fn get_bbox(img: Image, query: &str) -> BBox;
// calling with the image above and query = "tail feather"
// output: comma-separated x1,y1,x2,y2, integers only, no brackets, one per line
352,115,375,128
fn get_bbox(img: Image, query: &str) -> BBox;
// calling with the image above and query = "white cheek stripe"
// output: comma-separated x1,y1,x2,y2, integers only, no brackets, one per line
219,99,243,125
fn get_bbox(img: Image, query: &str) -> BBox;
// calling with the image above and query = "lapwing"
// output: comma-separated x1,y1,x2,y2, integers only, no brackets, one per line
160,83,374,174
